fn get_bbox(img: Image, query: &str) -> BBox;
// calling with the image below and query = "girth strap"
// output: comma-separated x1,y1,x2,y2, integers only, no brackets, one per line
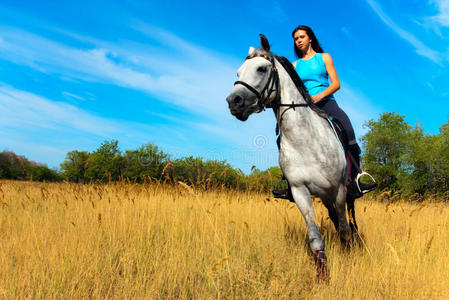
278,102,309,108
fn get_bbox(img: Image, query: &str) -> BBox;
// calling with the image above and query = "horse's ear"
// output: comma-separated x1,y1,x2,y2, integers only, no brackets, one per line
260,34,270,51
248,46,255,55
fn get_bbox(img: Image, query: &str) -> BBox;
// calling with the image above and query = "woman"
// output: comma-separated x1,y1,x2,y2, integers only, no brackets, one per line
274,25,376,199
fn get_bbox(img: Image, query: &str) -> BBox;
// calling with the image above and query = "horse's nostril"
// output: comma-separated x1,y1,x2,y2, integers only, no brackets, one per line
227,94,244,107
233,95,243,106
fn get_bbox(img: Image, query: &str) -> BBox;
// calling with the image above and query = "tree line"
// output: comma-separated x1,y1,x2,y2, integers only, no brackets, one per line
58,140,284,192
0,151,59,182
1,112,448,198
0,141,284,192
362,112,449,197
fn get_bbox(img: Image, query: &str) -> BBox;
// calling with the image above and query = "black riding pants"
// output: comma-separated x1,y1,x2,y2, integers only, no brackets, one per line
315,99,356,145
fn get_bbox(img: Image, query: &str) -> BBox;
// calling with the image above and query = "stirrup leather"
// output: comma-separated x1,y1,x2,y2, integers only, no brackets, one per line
356,171,377,194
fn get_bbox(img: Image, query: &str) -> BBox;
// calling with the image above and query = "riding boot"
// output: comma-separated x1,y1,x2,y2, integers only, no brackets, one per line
272,187,289,199
348,144,377,196
272,179,295,202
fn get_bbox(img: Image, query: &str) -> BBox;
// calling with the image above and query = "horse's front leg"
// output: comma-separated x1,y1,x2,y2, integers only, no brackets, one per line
290,185,328,280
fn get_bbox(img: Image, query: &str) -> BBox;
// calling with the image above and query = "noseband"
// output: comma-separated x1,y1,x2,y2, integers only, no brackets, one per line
233,54,280,111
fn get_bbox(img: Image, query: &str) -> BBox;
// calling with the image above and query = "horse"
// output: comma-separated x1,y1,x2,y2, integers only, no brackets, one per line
226,34,358,279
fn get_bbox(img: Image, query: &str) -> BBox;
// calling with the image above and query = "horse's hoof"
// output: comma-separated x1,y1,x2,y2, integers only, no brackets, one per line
314,250,329,283
339,226,352,246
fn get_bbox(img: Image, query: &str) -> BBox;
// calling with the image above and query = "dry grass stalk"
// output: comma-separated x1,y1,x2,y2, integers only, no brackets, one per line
0,180,448,299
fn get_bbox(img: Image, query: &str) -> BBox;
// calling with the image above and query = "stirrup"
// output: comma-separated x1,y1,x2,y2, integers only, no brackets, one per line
356,171,377,194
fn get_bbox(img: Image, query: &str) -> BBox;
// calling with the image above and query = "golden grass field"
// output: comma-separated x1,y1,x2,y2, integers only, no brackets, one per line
0,180,448,299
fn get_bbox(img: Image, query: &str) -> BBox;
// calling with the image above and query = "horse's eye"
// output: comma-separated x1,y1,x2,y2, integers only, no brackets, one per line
257,66,267,73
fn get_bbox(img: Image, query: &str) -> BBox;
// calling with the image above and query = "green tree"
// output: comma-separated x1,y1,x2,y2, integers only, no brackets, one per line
123,143,169,182
0,151,28,180
0,152,11,179
29,165,60,182
170,156,207,185
60,150,90,182
243,166,284,192
399,124,434,195
84,140,125,182
398,119,449,195
169,156,240,189
202,160,240,189
361,112,412,191
435,120,449,192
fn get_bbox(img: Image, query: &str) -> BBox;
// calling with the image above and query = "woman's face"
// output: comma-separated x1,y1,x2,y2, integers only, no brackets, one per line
293,30,311,52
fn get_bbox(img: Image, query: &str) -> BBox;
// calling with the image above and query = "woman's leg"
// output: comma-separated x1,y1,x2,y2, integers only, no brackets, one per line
316,100,356,146
316,100,377,195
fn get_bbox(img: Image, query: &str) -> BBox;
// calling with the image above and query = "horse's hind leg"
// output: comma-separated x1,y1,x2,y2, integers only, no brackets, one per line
290,185,328,280
321,197,339,231
335,185,352,245
346,194,358,233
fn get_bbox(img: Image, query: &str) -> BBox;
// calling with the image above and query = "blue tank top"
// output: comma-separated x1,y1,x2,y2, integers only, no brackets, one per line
294,53,335,101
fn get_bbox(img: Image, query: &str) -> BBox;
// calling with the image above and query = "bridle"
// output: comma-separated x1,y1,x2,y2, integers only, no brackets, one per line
233,53,310,112
233,53,280,112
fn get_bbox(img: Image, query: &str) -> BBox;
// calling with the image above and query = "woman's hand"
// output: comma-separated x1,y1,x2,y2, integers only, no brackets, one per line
311,93,324,103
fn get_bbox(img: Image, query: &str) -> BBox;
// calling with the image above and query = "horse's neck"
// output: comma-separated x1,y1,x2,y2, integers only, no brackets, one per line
275,62,326,139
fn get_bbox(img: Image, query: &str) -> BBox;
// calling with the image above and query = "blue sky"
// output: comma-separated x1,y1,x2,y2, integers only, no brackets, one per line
0,0,448,172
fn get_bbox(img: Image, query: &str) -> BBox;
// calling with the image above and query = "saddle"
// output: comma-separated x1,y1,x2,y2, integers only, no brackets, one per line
325,118,353,185
327,117,377,195
326,117,348,152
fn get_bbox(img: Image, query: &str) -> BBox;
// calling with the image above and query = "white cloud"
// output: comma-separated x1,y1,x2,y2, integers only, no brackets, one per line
366,0,444,64
0,84,152,168
0,84,141,137
0,23,283,171
0,24,238,117
62,91,86,102
429,0,449,27
0,84,225,168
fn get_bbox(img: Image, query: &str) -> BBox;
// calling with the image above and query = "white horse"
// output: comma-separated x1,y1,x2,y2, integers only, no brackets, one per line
226,35,356,279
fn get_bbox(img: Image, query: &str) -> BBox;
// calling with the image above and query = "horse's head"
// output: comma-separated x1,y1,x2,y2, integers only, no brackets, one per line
226,34,278,121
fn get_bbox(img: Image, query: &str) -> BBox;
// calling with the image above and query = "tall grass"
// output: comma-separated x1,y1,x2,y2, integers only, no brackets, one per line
0,180,447,299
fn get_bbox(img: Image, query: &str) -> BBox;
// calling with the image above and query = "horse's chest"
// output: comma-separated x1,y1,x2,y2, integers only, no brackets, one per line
279,144,339,181
279,147,310,172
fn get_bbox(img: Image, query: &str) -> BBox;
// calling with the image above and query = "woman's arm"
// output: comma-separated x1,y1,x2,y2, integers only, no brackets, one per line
311,53,341,103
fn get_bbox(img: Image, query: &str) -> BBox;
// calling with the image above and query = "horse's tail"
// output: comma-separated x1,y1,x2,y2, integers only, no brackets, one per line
346,194,358,233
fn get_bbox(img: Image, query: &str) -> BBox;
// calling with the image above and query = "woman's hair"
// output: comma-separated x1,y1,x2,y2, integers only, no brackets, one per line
292,25,324,58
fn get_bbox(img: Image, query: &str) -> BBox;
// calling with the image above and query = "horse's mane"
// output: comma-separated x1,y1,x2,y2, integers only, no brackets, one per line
274,55,312,103
253,48,328,118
